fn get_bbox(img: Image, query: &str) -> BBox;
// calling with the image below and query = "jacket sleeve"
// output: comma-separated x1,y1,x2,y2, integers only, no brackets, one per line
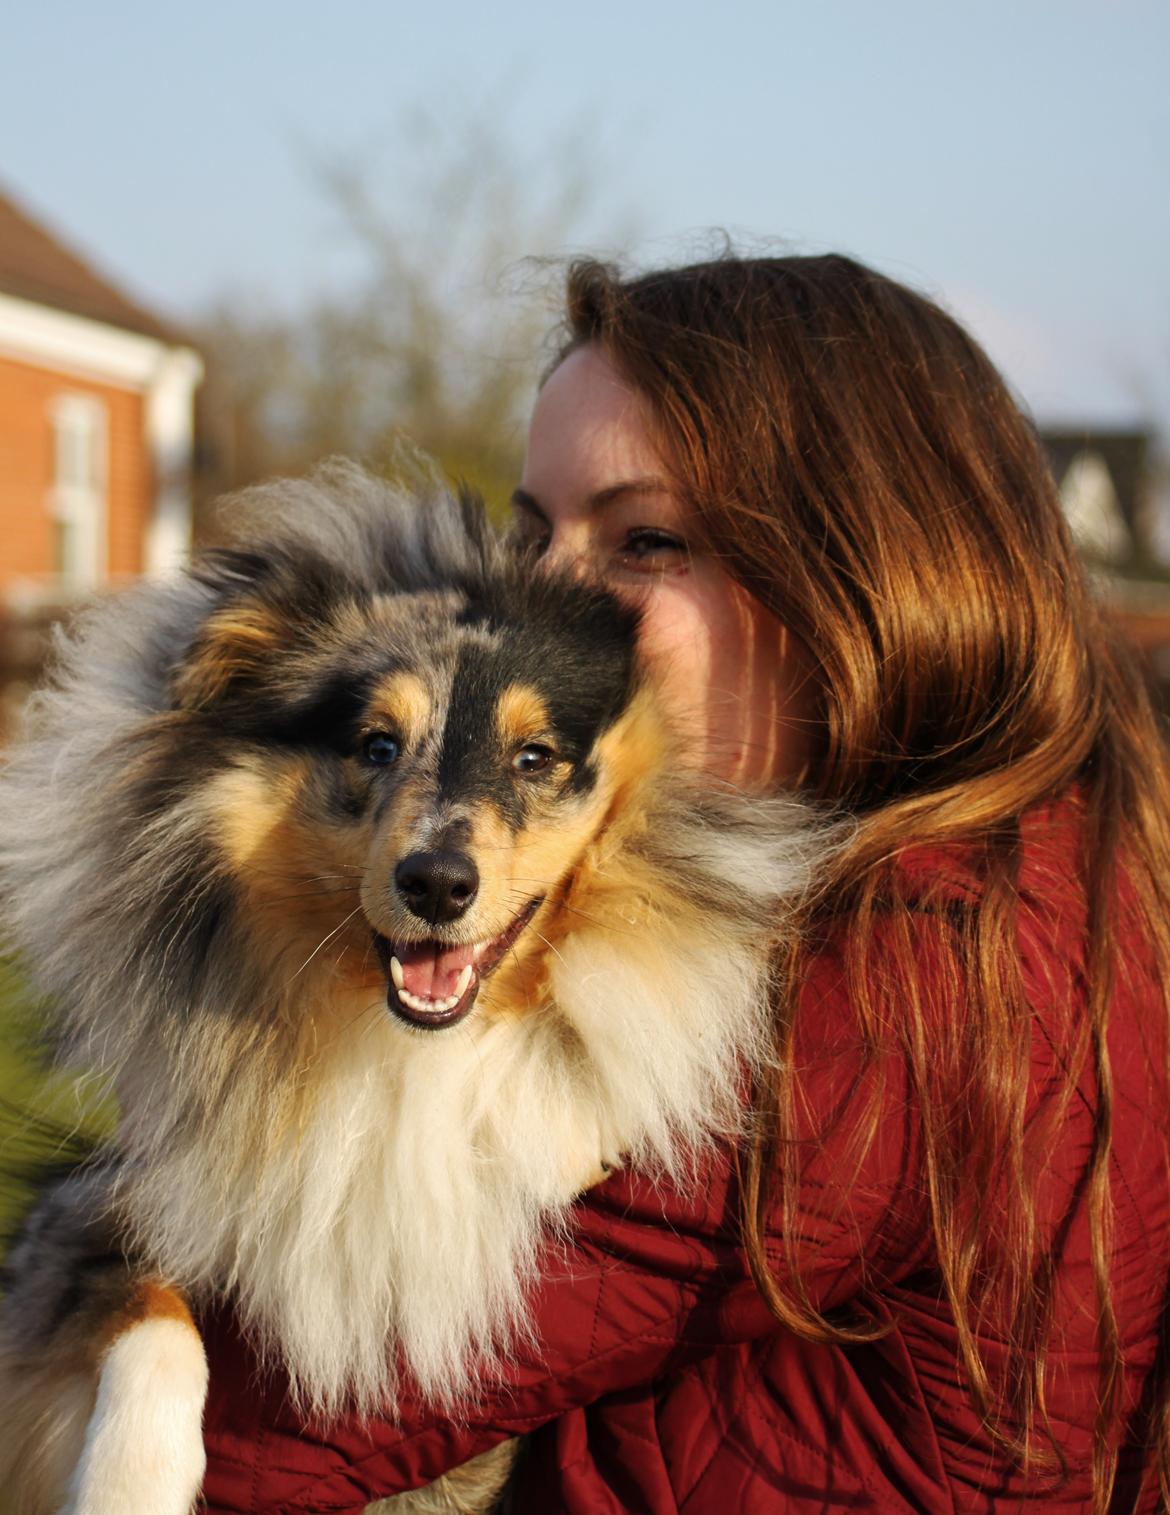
199,930,932,1515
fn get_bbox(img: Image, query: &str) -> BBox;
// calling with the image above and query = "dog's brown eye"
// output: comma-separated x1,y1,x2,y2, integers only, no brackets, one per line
363,733,401,766
513,744,554,775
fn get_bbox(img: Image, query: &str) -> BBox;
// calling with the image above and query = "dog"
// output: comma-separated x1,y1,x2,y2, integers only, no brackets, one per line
0,461,824,1514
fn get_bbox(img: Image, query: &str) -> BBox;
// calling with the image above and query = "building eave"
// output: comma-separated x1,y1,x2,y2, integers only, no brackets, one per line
0,289,202,392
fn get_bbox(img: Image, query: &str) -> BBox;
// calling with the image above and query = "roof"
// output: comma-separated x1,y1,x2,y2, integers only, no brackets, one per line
0,185,180,344
1040,426,1151,537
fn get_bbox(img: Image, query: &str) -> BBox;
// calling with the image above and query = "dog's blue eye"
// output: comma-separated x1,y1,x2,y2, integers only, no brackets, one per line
513,744,554,775
363,733,401,766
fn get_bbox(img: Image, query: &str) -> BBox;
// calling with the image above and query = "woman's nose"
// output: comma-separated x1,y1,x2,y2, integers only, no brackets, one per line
542,531,597,583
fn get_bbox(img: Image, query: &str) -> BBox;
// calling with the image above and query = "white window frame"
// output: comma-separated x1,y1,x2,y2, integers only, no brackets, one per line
48,392,108,591
0,291,202,580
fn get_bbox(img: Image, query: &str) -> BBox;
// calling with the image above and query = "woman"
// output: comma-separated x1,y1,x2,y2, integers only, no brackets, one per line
200,254,1170,1512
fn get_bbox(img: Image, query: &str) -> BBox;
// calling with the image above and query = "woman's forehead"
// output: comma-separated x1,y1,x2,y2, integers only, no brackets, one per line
523,346,667,512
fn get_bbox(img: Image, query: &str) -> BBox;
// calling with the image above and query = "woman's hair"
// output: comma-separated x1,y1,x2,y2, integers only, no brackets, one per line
557,253,1170,1510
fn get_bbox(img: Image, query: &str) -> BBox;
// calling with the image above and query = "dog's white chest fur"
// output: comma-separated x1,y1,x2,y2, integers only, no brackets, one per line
116,918,772,1415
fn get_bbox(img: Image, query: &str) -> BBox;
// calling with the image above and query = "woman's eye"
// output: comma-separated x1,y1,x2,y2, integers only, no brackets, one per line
362,733,401,766
617,529,687,566
512,744,555,775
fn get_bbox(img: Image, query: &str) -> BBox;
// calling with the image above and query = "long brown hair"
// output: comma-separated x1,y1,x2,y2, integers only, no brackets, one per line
557,252,1170,1509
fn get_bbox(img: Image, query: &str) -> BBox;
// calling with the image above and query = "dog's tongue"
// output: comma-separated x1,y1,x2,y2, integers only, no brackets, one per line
393,940,476,1001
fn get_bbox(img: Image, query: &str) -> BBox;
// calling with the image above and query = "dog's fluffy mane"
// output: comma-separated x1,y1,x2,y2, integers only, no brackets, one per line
0,461,831,1414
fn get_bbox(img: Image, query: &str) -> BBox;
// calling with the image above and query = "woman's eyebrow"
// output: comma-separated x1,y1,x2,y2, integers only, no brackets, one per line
510,478,672,519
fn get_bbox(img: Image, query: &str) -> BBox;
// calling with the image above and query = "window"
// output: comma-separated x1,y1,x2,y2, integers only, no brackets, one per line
49,394,107,591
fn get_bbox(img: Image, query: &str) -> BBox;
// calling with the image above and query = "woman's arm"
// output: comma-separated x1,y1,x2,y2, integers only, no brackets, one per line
199,935,930,1514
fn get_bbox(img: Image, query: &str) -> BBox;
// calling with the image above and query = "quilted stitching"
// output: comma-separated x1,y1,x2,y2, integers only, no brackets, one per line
199,795,1170,1513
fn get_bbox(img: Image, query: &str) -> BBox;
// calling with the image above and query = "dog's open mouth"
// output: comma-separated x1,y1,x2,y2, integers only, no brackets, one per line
373,896,544,1030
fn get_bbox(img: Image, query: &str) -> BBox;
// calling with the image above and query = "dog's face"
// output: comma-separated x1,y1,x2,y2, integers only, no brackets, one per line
173,553,654,1032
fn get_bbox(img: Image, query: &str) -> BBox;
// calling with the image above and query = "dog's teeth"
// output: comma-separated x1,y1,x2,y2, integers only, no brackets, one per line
392,964,474,1018
396,985,463,1016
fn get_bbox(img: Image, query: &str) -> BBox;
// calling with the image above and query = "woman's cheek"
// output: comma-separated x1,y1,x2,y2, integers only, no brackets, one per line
635,589,718,750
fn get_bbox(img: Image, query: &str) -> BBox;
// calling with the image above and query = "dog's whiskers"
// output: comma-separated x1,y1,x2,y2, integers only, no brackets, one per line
261,887,362,908
500,882,633,933
526,927,567,968
244,866,365,883
546,900,635,935
285,905,366,986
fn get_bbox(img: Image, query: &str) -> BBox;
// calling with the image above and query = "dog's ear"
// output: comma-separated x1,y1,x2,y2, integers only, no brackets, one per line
189,547,272,598
172,600,285,712
172,549,284,712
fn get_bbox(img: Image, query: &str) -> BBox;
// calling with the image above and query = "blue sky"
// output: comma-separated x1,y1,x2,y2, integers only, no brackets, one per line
2,0,1167,428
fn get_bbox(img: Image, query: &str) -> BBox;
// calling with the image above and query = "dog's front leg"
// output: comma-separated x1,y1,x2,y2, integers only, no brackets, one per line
61,1280,207,1515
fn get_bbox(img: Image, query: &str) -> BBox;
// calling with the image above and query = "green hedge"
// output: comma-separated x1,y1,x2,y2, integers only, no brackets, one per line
0,959,114,1244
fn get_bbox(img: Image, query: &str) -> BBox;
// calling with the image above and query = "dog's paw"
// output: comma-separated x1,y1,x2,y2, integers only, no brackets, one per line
63,1308,208,1515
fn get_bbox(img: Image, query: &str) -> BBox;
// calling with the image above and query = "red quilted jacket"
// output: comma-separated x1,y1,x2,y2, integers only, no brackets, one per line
199,796,1170,1512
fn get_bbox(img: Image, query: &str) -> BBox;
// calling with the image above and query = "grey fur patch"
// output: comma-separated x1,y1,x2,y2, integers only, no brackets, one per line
1,1163,125,1350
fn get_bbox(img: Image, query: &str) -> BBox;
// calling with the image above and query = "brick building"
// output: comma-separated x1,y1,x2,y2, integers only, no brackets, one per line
0,187,202,602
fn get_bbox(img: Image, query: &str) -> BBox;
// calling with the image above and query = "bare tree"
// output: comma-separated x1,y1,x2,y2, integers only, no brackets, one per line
194,100,618,529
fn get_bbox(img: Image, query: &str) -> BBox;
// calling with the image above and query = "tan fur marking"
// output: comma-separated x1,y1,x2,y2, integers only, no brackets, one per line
205,755,376,998
591,685,670,813
463,802,558,1015
175,605,284,709
494,684,552,749
480,687,673,1014
208,758,304,872
104,1281,196,1341
425,687,672,1021
554,690,714,952
368,671,432,750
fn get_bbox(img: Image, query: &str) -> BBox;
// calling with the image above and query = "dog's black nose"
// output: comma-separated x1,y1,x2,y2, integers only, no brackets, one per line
395,850,480,925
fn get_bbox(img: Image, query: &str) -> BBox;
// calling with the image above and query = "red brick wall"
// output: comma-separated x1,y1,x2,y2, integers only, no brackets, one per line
0,352,150,591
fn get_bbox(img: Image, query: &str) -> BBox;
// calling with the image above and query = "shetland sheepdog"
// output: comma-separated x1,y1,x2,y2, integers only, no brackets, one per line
0,462,823,1515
